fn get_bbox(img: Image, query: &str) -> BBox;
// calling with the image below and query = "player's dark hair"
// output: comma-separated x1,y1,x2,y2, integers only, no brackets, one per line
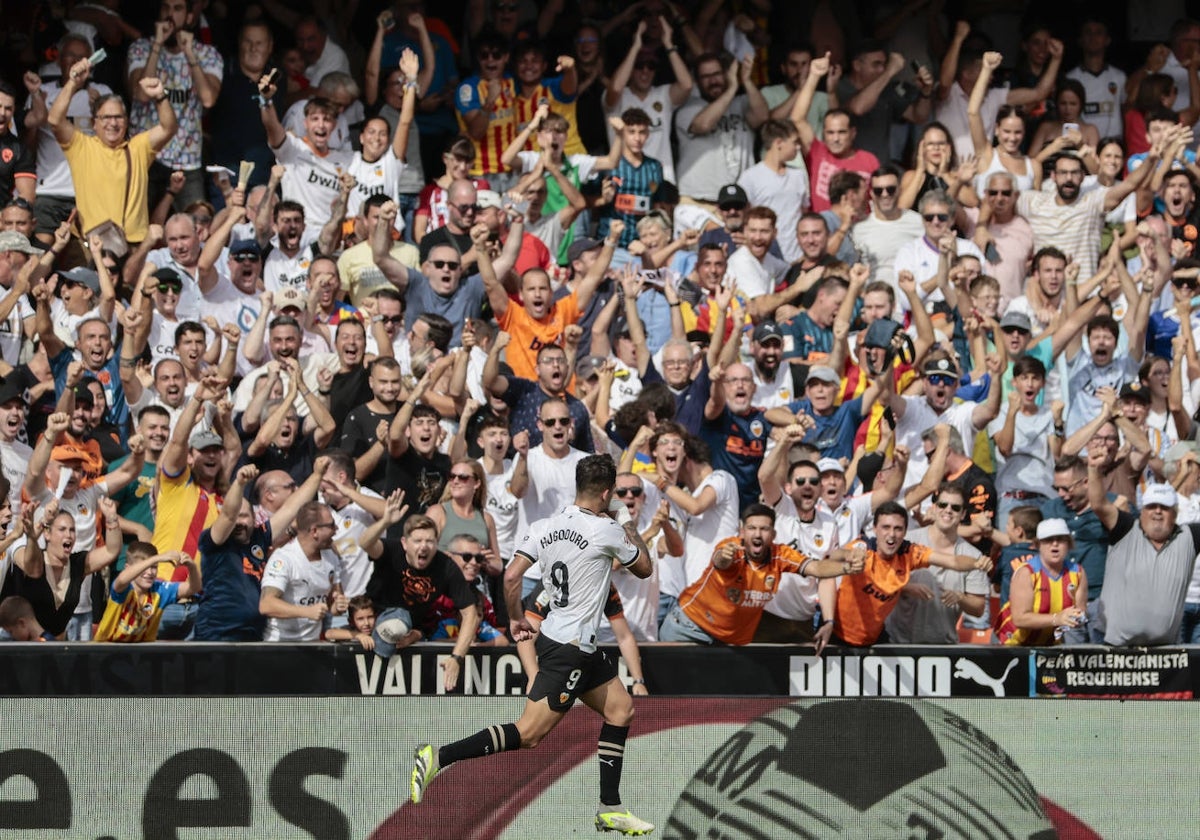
322,449,356,479
1012,356,1046,379
347,595,375,620
683,434,712,465
576,453,617,495
741,502,776,524
621,107,652,127
873,500,908,526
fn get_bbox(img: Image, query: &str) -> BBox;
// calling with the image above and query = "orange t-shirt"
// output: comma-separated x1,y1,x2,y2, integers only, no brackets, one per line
498,292,582,380
834,538,931,646
678,536,811,645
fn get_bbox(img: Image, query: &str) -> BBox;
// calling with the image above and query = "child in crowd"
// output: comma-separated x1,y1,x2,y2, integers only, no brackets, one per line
0,596,57,641
93,543,199,642
994,504,1043,606
327,595,378,649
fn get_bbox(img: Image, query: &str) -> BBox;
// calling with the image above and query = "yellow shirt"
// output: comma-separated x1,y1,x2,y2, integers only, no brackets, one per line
62,130,157,244
337,239,420,306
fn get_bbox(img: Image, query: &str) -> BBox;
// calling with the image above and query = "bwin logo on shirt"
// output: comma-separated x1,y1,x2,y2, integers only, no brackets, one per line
306,170,341,191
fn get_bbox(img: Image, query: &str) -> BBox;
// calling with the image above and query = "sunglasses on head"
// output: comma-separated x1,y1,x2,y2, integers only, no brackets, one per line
926,373,956,386
540,416,571,427
935,500,964,513
922,212,950,223
615,486,643,497
872,185,897,196
429,259,461,270
986,189,1014,197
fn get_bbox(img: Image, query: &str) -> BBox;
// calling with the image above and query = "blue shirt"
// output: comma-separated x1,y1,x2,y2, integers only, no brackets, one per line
51,349,128,440
502,376,594,452
194,524,272,642
786,395,865,461
599,155,664,247
383,31,459,134
701,405,771,512
997,541,1037,605
404,271,486,344
781,310,834,363
643,356,711,435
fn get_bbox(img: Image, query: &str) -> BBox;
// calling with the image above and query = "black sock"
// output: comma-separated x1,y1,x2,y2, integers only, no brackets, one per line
598,723,628,807
438,722,521,767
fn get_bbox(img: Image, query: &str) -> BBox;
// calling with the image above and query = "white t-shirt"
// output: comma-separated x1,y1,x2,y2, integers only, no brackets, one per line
675,93,757,202
34,481,109,553
326,490,382,598
726,245,789,300
892,236,986,311
606,84,679,183
895,398,982,490
752,362,796,410
515,506,639,653
283,101,355,152
347,148,407,222
681,469,740,586
272,133,355,229
0,292,34,367
146,250,220,324
260,538,342,642
822,493,874,547
263,229,321,293
1066,65,1127,140
850,210,925,287
934,82,1009,162
0,438,31,510
765,494,839,621
518,445,588,578
737,162,811,263
485,460,520,559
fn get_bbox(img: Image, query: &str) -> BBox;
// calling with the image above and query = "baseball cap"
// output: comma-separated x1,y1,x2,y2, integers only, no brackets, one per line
0,231,38,255
816,457,844,475
576,355,600,380
567,237,603,263
230,239,261,257
806,365,840,386
752,321,784,344
476,190,503,210
189,429,223,450
717,184,749,209
71,384,95,407
152,267,185,287
1036,518,1073,541
1119,382,1150,403
1142,483,1179,508
275,287,308,311
60,267,100,294
0,381,23,405
922,357,957,378
998,311,1032,333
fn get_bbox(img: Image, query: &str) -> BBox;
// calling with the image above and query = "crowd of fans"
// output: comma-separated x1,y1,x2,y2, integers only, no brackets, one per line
3,1,1200,683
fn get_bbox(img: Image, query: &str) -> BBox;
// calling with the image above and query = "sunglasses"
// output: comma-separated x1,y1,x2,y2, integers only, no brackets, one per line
378,314,404,324
986,189,1014,197
232,253,260,262
449,472,476,482
1053,477,1085,493
872,185,897,196
615,486,643,497
926,373,956,386
157,283,183,294
1000,326,1030,335
457,552,488,563
922,212,950,223
791,476,821,486
935,500,964,513
429,259,461,270
5,198,32,211
540,417,571,427
452,203,480,214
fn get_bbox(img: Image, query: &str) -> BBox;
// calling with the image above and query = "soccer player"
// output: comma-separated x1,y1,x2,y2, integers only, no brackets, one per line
411,454,657,836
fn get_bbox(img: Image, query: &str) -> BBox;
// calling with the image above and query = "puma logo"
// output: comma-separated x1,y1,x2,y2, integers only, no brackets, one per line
599,758,615,767
954,658,1018,697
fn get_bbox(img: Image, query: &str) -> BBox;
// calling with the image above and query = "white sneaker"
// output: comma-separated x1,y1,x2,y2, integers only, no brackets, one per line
595,808,654,835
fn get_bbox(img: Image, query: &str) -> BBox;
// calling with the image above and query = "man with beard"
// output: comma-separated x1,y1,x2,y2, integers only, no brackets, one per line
210,21,285,189
698,185,751,254
1088,457,1200,646
193,461,320,640
852,165,927,288
675,53,768,203
701,361,796,511
342,357,403,493
726,207,789,302
385,372,451,523
737,120,812,264
261,497,350,642
258,72,353,230
153,376,241,557
747,322,793,409
0,380,31,509
35,298,130,436
827,501,992,647
1065,315,1146,436
484,334,594,452
661,503,858,645
126,0,223,207
111,406,171,560
882,351,1003,491
253,168,343,294
755,451,842,642
359,501,478,682
1018,152,1154,277
50,57,177,246
776,269,855,365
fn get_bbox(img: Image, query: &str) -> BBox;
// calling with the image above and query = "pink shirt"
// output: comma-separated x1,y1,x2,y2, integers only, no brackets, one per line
806,141,880,213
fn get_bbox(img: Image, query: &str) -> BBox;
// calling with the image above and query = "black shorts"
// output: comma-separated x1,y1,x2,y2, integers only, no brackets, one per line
528,634,617,712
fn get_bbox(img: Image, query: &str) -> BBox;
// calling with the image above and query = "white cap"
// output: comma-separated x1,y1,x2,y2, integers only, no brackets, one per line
816,458,844,475
1036,518,1072,541
1142,483,1179,508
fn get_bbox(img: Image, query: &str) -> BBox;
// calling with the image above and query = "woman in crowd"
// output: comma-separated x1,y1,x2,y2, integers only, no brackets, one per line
899,121,978,211
968,51,1040,194
425,458,503,579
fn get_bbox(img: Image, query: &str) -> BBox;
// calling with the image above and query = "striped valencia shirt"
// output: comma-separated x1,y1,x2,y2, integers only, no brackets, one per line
456,75,518,177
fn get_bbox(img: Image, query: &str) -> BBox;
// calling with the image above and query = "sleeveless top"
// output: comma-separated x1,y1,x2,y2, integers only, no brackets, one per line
974,151,1036,196
436,501,490,552
11,551,88,637
995,555,1082,646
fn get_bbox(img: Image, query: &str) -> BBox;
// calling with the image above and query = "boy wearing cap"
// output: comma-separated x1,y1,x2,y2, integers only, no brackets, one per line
995,517,1087,646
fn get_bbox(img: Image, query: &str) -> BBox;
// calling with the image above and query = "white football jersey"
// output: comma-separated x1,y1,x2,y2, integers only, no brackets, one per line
261,539,342,642
273,133,355,229
515,505,640,653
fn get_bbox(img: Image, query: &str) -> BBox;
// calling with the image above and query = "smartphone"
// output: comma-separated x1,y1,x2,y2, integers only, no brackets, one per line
88,48,108,67
984,241,1001,264
1062,122,1080,136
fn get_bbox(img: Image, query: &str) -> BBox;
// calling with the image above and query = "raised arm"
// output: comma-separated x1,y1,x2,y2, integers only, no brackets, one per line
139,77,179,153
689,60,741,136
606,22,646,110
357,489,408,559
967,51,1002,159
789,52,829,153
1005,38,1063,107
370,200,413,290
257,69,286,149
1086,446,1120,530
267,455,328,544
